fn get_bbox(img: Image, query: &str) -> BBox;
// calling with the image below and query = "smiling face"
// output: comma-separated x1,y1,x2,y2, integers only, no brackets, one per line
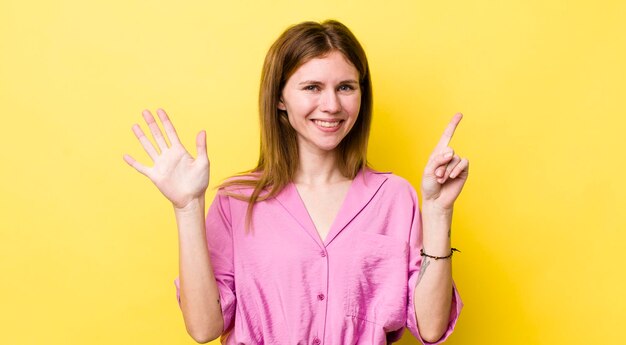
278,50,362,155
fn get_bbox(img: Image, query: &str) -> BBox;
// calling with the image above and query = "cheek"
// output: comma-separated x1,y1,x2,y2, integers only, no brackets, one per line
286,96,316,115
345,96,362,117
286,113,297,128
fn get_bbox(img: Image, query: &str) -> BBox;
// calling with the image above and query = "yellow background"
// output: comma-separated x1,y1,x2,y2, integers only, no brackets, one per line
1,0,624,344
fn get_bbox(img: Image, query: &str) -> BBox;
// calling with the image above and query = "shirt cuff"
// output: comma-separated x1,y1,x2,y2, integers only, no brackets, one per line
173,276,237,334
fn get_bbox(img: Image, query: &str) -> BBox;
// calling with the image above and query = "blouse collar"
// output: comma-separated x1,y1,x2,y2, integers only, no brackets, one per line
274,168,390,247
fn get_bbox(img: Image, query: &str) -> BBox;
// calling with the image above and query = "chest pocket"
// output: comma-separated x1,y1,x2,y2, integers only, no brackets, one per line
343,232,409,328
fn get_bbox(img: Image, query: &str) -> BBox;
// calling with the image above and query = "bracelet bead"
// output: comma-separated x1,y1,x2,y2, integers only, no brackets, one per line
420,247,460,260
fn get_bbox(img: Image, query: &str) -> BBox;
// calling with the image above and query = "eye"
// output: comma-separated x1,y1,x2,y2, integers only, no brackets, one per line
303,84,320,91
338,84,356,92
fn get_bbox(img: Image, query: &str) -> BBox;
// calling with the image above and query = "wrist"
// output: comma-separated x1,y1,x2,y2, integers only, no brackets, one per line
420,247,460,260
421,201,453,255
421,202,453,232
421,200,453,218
173,196,206,214
422,236,451,257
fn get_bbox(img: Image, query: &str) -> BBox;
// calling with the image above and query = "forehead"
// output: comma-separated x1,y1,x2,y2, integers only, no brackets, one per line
288,51,359,81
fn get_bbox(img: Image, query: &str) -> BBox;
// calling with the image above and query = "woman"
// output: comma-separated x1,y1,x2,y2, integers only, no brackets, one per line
123,20,467,344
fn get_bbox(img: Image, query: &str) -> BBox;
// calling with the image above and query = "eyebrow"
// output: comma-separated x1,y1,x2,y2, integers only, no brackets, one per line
298,79,359,85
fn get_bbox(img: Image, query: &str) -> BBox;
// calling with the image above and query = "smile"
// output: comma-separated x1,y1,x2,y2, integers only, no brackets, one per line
312,119,343,128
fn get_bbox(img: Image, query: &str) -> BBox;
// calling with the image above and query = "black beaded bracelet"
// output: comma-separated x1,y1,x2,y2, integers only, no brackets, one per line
420,248,461,260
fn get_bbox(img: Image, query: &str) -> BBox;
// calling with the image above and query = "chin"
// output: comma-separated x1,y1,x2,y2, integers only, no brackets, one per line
315,141,342,152
299,134,346,153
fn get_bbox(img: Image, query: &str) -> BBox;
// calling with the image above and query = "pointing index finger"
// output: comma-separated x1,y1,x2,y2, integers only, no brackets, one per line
435,113,463,150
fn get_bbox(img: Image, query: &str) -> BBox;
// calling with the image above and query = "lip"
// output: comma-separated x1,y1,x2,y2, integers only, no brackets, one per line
311,119,344,133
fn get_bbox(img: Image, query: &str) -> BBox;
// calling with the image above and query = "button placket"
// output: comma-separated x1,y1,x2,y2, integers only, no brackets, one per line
316,247,328,345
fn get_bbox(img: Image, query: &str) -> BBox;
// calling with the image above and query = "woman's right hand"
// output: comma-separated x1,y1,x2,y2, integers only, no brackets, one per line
123,108,209,210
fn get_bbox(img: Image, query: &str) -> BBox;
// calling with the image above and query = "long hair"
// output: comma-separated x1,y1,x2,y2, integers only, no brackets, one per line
218,19,373,230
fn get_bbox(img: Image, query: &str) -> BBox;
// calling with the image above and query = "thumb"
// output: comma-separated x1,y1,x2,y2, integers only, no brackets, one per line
196,130,208,160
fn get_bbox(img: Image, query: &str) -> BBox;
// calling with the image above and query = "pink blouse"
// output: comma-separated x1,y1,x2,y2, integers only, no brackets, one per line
174,168,463,344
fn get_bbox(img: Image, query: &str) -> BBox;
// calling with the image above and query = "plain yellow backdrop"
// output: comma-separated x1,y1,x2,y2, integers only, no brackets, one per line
1,0,624,344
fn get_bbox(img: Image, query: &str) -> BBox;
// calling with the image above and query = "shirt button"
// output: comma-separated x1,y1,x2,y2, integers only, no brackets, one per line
313,338,321,345
320,251,327,257
317,293,325,301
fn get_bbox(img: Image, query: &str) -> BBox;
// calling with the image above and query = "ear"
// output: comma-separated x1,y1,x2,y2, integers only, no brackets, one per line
277,99,286,111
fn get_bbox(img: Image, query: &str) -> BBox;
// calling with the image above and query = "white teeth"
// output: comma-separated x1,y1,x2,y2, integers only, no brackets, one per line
313,120,341,128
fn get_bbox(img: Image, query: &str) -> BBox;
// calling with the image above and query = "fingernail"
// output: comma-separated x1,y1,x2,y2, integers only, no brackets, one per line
445,152,453,158
436,168,443,177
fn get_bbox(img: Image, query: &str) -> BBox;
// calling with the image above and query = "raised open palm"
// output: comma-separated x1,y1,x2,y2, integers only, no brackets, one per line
123,109,209,209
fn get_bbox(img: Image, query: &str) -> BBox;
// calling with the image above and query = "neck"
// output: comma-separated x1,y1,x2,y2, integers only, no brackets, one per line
294,145,348,186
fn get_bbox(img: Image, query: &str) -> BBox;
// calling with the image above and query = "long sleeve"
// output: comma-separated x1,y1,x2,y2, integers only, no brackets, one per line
405,187,463,344
174,191,237,335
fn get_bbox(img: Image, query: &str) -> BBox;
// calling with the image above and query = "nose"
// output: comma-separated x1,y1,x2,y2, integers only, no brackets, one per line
320,90,342,113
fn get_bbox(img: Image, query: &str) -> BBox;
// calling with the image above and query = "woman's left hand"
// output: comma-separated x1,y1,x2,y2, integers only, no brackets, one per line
421,113,469,210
